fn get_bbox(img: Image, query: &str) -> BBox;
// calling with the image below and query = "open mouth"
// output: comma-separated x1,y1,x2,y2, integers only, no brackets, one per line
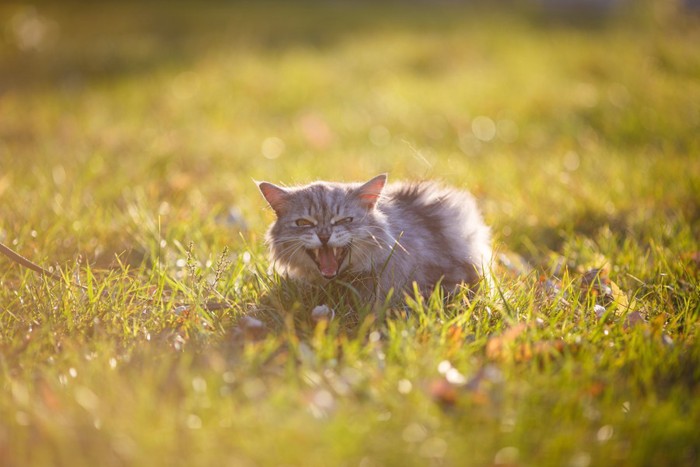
306,245,350,279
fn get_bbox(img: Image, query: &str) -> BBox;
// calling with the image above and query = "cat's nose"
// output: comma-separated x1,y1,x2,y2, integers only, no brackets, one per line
317,233,330,245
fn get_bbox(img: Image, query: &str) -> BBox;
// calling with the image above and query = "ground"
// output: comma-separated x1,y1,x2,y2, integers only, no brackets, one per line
1,1,699,466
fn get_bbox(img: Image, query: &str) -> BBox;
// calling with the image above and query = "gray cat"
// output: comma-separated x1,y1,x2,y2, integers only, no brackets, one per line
257,174,492,306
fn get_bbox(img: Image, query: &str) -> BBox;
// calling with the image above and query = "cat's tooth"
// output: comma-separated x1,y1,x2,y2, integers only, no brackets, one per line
332,247,338,256
314,249,319,259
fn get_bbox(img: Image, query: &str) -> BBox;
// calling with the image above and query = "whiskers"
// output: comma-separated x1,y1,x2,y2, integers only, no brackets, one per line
272,239,309,265
342,223,407,273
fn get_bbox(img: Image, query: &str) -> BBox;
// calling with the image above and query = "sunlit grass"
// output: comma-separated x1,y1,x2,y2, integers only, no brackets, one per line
1,1,699,466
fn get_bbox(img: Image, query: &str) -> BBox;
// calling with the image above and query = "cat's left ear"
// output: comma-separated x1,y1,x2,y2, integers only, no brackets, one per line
257,181,289,216
355,173,387,210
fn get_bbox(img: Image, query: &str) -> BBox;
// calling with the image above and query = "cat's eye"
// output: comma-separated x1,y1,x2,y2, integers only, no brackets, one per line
334,217,353,225
295,219,315,227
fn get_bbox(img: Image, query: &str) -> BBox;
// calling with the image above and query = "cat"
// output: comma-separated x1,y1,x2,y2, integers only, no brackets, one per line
257,174,492,306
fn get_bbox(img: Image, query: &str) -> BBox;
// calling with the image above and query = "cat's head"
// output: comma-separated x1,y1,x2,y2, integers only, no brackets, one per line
257,174,388,280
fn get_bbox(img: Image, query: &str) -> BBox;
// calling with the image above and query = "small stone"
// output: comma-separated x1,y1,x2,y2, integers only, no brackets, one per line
238,316,267,340
594,304,606,319
311,304,335,322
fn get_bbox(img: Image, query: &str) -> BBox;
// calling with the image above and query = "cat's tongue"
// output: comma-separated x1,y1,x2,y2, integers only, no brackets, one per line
318,246,338,278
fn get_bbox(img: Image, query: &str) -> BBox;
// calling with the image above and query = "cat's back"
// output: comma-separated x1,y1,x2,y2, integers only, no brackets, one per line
381,180,481,224
379,179,491,271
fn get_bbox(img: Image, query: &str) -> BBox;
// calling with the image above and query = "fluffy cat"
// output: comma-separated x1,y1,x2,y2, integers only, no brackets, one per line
257,174,491,306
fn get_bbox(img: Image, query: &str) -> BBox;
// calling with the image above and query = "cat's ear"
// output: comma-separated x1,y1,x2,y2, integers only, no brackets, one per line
257,181,289,216
355,173,387,210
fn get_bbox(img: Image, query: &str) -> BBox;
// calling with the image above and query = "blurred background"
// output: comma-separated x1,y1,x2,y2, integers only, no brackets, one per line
2,4,699,465
1,0,698,263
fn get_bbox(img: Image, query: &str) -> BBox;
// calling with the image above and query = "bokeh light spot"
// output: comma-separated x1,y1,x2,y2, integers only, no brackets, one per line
472,116,496,142
261,137,285,159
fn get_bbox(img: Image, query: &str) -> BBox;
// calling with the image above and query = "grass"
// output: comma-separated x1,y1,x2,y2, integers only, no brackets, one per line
1,0,699,465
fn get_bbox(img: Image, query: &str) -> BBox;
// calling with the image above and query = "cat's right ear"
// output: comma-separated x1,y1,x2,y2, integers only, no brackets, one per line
257,181,289,216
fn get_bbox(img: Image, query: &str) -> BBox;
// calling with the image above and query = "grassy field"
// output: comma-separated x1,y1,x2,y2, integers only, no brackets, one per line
1,1,699,465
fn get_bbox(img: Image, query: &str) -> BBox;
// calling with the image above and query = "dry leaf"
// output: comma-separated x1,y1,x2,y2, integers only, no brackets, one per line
428,378,460,407
580,268,629,310
682,251,700,277
446,325,468,356
585,381,606,398
486,323,565,363
485,323,528,360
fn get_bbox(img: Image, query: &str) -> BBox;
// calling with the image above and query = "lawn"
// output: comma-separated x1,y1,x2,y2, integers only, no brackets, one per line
1,1,699,465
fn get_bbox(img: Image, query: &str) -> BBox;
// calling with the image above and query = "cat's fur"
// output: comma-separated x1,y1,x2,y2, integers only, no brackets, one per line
257,174,491,305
